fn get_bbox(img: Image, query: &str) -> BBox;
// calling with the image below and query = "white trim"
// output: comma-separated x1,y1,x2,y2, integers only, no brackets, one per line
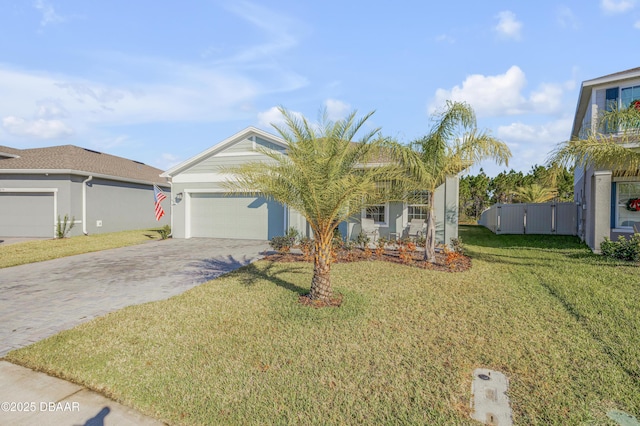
612,227,635,233
0,169,168,187
0,187,58,193
215,151,267,157
361,203,389,227
173,173,235,183
161,127,288,177
0,188,58,237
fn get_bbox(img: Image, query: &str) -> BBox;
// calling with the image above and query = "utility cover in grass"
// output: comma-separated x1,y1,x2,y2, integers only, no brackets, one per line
607,410,640,426
471,368,512,425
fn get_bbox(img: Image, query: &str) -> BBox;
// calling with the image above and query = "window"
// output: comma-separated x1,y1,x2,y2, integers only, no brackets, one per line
605,87,619,112
616,182,640,228
408,191,430,221
363,204,387,225
621,85,640,109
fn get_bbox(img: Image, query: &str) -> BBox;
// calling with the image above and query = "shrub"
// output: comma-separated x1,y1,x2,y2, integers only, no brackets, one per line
299,237,314,261
450,237,465,255
355,231,370,249
285,227,300,243
375,237,387,257
600,234,640,262
156,225,171,240
269,227,301,253
270,235,295,253
56,214,75,239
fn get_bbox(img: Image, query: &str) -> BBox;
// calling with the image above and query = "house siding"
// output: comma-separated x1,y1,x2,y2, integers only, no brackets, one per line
166,128,459,244
572,71,640,251
0,173,168,237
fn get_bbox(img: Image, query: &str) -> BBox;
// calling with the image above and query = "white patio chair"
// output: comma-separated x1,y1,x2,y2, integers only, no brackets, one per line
406,219,425,240
360,218,378,243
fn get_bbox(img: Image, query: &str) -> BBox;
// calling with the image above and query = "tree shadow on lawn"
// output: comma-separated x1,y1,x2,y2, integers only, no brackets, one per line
185,256,308,295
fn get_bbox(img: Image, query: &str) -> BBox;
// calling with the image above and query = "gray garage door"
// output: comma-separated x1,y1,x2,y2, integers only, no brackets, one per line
190,193,284,240
0,192,54,237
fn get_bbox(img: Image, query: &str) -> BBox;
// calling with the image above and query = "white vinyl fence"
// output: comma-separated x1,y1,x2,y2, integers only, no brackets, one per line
479,202,578,235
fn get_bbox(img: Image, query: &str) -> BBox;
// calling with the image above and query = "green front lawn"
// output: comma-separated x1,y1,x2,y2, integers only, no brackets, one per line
0,229,164,268
5,226,640,425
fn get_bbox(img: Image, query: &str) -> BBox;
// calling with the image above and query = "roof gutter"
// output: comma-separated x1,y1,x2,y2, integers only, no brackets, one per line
82,176,93,235
0,169,169,187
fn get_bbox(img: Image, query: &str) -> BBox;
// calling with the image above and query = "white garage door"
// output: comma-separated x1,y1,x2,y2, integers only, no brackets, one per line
0,192,55,237
190,193,285,240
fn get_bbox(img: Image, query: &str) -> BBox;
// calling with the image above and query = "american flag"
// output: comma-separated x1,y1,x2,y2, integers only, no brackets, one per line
154,185,167,221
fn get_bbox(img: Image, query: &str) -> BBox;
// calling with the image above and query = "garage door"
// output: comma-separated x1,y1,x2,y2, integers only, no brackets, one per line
0,192,54,237
190,193,285,240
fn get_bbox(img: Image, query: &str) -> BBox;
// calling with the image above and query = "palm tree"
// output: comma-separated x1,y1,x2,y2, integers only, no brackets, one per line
515,183,556,203
224,107,401,304
394,101,511,262
548,103,640,175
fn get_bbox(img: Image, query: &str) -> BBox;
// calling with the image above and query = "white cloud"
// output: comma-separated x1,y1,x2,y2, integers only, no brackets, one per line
430,66,568,118
222,1,301,64
432,66,526,116
324,99,350,121
257,106,285,128
35,99,69,119
2,116,73,139
435,34,455,44
494,117,573,169
556,6,580,29
601,0,636,14
33,0,65,27
497,118,572,145
153,153,183,171
494,11,523,40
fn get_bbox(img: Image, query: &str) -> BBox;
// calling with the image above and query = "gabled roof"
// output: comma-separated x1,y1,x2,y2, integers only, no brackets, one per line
0,144,167,185
161,126,287,178
571,67,640,139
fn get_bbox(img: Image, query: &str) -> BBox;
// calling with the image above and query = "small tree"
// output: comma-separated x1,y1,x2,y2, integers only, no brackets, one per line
224,107,402,304
515,183,556,203
393,101,511,262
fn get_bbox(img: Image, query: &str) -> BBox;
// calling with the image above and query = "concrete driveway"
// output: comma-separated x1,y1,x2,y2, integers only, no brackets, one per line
0,238,270,356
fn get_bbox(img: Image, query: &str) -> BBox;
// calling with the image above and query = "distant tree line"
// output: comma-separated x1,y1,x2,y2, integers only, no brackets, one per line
459,164,574,222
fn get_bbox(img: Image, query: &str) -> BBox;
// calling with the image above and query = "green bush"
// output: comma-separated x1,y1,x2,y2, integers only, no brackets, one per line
269,227,300,253
355,231,370,249
156,225,171,240
600,234,640,262
56,214,75,239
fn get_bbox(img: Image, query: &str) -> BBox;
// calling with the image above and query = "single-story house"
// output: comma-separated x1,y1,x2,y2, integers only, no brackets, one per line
161,127,459,244
0,144,170,238
571,67,640,252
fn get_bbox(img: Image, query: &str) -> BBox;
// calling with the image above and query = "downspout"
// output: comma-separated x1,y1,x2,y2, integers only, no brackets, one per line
168,180,173,237
82,176,93,235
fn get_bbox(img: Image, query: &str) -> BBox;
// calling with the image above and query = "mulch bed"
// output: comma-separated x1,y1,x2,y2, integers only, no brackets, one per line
263,247,471,273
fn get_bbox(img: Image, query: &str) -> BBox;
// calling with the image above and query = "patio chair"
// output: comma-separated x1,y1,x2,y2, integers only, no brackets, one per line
360,218,378,244
406,219,425,240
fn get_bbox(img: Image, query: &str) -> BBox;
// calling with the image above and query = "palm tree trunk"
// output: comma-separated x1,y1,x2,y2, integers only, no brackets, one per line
424,193,436,263
309,231,333,302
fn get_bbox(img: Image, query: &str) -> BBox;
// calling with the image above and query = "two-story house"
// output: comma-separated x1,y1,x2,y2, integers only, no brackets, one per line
571,67,640,252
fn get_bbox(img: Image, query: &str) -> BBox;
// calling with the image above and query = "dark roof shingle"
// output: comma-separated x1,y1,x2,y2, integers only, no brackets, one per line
0,145,166,185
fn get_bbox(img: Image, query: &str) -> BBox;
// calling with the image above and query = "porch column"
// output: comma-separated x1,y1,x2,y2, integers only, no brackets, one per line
591,170,612,253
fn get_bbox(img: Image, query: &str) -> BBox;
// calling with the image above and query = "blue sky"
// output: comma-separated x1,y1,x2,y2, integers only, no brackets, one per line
1,0,639,176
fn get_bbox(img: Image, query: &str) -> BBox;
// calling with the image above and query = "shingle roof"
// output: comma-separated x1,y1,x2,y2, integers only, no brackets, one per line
0,144,166,185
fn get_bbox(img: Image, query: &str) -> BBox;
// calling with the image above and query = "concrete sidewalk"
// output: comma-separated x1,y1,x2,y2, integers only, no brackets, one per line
0,361,164,425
